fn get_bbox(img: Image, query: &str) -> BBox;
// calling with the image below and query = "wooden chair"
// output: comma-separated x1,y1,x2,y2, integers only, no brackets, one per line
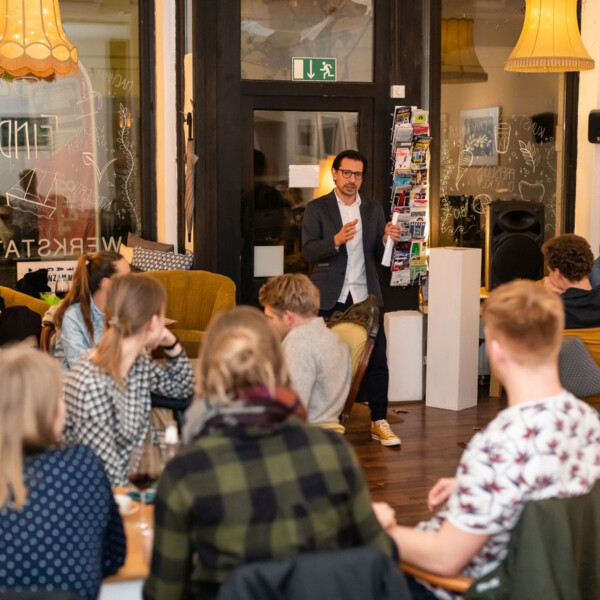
39,322,56,353
326,294,379,426
400,480,600,599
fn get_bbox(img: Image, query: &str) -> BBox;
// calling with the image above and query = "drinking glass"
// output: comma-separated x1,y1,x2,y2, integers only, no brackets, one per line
127,444,164,530
55,277,68,300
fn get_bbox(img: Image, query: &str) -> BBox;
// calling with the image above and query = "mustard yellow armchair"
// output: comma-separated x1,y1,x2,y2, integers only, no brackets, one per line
0,285,48,318
146,270,236,358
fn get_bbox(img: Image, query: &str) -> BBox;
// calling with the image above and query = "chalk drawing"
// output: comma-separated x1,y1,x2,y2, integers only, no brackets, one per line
82,152,117,183
518,180,545,203
472,194,493,215
75,91,103,120
6,169,58,219
518,140,540,173
117,104,139,230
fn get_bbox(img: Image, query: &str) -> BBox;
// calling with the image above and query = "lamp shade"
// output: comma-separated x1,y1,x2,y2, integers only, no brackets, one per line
314,155,335,199
442,19,488,83
0,0,78,78
505,0,594,72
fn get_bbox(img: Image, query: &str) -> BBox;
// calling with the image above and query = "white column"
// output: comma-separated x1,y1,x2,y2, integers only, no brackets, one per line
576,0,600,254
385,311,423,402
155,0,178,249
426,247,481,411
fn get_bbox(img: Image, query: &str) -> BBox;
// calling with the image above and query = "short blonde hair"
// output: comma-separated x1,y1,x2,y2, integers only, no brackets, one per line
0,346,62,509
482,279,564,366
258,274,320,317
196,306,289,400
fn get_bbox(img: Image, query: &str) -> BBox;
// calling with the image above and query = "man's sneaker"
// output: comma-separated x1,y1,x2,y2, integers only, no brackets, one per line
371,420,401,447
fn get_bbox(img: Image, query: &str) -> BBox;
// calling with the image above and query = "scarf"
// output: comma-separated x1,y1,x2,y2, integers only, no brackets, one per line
184,385,307,442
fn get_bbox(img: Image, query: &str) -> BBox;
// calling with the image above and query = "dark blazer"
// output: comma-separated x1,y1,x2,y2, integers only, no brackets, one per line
302,191,386,310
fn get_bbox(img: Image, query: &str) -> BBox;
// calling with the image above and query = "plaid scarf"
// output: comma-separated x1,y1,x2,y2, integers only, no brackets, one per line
186,385,307,441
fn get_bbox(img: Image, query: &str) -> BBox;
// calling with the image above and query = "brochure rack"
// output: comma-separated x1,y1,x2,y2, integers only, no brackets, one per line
386,106,431,289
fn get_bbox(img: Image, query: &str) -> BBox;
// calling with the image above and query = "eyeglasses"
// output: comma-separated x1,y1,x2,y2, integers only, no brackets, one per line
336,169,364,180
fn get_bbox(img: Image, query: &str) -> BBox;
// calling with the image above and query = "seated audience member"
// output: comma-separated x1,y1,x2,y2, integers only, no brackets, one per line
374,281,600,599
62,273,194,487
0,346,125,599
259,273,352,424
143,306,396,600
542,233,600,328
54,250,130,368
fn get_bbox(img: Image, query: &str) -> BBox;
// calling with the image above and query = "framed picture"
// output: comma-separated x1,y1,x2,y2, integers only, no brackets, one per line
460,106,499,167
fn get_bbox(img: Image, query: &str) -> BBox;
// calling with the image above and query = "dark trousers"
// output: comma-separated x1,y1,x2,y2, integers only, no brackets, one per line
320,294,389,422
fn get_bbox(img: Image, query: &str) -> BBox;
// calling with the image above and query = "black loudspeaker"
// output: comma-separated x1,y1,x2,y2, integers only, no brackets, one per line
588,110,600,144
485,200,544,291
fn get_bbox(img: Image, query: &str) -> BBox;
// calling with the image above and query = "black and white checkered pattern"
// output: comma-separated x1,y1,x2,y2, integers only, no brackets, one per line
62,351,195,486
131,246,193,272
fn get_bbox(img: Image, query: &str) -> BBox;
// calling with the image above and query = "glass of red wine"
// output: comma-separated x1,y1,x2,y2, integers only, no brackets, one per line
127,444,164,530
55,277,68,300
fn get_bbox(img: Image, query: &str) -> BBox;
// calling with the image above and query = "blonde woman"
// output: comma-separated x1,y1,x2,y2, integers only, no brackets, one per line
0,346,125,599
62,273,195,487
54,250,130,369
144,306,396,600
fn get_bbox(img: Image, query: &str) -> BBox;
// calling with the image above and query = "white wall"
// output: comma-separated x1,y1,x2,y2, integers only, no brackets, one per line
576,0,600,255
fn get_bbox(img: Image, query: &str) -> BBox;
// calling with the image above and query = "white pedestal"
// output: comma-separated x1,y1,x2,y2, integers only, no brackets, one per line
426,247,481,410
386,311,423,402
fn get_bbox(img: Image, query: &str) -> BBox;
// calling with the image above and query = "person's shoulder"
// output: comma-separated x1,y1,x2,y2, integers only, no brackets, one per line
62,301,83,322
306,192,335,211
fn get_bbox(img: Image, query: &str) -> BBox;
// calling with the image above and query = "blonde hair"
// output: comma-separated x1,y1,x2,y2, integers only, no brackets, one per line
196,306,289,400
482,279,564,366
0,346,62,509
258,274,320,317
92,273,167,383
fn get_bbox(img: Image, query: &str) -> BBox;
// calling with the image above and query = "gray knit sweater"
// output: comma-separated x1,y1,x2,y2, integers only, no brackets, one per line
282,317,352,424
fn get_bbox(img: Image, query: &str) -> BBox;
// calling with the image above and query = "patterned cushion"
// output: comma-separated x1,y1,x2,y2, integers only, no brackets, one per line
132,246,193,271
558,337,600,398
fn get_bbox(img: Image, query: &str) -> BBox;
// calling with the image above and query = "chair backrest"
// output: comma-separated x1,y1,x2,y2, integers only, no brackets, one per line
558,337,600,399
146,269,236,331
465,480,600,600
563,327,600,367
327,295,379,426
216,547,410,600
0,285,48,318
39,322,56,353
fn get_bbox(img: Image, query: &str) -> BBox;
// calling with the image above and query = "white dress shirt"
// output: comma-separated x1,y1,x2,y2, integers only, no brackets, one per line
335,191,368,304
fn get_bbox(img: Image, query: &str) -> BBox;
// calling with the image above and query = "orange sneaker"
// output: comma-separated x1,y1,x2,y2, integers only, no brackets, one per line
371,419,401,447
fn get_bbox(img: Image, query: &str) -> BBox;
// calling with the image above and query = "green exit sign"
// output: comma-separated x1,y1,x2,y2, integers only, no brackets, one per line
292,57,337,81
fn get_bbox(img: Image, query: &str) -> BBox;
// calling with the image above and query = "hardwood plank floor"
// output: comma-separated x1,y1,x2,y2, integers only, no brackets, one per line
346,391,507,526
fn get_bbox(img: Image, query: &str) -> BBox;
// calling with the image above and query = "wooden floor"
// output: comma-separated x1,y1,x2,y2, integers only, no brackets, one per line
346,390,507,526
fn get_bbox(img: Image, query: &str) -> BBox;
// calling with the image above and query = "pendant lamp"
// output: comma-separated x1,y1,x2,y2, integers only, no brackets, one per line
442,19,488,83
505,0,594,72
0,0,78,78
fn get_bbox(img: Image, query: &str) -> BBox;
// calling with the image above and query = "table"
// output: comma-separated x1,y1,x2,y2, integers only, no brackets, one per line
99,491,153,600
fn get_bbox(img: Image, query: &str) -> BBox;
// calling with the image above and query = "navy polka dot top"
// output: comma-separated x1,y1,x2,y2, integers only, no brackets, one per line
0,444,126,600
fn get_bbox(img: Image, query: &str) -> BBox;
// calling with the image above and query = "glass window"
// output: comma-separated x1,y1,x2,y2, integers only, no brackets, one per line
252,109,358,275
438,2,565,261
0,1,143,284
241,0,373,82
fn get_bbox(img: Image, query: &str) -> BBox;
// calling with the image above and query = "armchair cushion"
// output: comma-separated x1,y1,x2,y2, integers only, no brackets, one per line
132,246,193,272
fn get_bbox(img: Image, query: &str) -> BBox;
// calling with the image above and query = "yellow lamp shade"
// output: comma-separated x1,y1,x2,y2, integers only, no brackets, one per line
0,0,78,78
505,0,594,72
313,155,336,199
442,19,488,83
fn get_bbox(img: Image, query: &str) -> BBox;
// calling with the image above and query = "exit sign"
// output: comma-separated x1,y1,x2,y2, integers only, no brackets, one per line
292,57,337,81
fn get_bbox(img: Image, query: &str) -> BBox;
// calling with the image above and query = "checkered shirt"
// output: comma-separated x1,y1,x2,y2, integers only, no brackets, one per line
62,351,194,487
143,419,397,600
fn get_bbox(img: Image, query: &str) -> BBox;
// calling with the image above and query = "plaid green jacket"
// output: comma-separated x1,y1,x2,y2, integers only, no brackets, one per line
143,418,396,600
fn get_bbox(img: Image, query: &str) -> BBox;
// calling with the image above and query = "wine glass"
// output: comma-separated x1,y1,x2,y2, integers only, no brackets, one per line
127,443,165,530
55,277,68,300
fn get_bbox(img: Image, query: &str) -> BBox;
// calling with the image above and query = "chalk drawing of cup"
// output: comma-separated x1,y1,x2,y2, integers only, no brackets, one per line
494,122,511,154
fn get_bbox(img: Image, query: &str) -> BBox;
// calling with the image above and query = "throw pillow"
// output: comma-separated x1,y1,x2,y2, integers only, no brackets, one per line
127,232,175,253
132,246,193,271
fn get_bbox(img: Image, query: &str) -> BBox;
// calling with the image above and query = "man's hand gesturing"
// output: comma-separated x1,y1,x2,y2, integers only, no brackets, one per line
334,219,358,247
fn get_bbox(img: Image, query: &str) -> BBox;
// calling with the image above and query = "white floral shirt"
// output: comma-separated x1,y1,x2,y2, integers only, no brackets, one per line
419,391,600,595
